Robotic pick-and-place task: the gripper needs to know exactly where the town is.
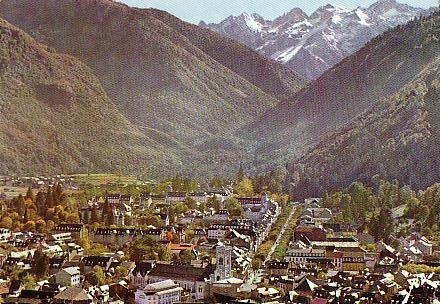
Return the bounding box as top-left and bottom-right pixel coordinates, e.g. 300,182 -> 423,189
0,174 -> 438,304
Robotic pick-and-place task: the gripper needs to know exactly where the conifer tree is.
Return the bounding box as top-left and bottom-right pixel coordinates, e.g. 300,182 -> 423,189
25,187 -> 34,201
45,187 -> 53,209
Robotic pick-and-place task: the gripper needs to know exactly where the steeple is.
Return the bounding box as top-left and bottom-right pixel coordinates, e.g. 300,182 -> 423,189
213,242 -> 232,281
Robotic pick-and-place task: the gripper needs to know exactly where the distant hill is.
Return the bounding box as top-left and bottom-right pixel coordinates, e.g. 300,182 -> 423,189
0,18 -> 170,175
201,0 -> 432,79
0,0 -> 306,177
282,12 -> 440,198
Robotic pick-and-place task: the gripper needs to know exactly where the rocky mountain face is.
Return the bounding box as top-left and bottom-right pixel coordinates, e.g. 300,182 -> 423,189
201,0 -> 433,79
0,0 -> 305,177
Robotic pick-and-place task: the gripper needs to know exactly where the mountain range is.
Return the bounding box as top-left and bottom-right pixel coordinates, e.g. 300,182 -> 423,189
0,0 -> 439,196
281,12 -> 440,198
201,0 -> 433,79
0,0 -> 305,177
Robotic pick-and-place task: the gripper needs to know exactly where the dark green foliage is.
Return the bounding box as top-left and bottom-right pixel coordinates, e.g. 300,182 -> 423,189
225,198 -> 244,218
85,266 -> 105,286
32,248 -> 49,278
127,236 -> 172,262
25,187 -> 34,201
284,12 -> 440,200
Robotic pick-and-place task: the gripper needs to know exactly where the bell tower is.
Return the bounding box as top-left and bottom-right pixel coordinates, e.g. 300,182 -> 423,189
213,242 -> 232,281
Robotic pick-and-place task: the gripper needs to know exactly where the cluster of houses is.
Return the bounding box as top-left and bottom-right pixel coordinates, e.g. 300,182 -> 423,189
259,199 -> 440,303
0,175 -> 75,192
0,179 -> 439,304
0,187 -> 290,303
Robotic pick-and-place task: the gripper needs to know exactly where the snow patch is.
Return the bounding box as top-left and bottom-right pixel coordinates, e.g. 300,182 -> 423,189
273,44 -> 304,63
243,13 -> 263,32
356,8 -> 371,26
332,14 -> 342,24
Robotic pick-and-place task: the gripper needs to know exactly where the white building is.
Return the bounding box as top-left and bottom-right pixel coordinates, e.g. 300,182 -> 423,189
415,237 -> 433,256
54,267 -> 81,286
135,279 -> 182,304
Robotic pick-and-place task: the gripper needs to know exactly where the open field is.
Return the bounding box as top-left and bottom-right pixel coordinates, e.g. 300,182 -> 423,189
0,186 -> 29,199
69,173 -> 141,186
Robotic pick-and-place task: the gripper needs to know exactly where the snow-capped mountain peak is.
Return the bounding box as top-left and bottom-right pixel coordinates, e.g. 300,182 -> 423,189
200,0 -> 433,79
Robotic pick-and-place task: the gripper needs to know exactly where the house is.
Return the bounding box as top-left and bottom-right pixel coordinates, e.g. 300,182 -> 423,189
48,257 -> 66,275
305,198 -> 321,208
15,289 -> 59,304
188,192 -> 207,204
104,194 -> 122,204
53,287 -> 93,304
135,279 -> 182,304
166,192 -> 187,204
300,208 -> 332,227
147,262 -> 214,301
53,224 -> 87,239
120,195 -> 133,205
128,261 -> 156,288
54,267 -> 81,286
82,256 -> 113,273
415,236 -> 433,256
266,260 -> 291,277
205,209 -> 229,223
139,193 -> 152,209
150,194 -> 167,205
209,190 -> 230,202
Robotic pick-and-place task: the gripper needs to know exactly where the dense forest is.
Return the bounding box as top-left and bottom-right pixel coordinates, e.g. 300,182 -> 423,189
284,12 -> 440,200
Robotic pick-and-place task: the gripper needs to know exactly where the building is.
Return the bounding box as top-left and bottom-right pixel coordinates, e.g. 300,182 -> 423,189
81,256 -> 113,273
212,243 -> 232,281
147,262 -> 214,301
166,192 -> 187,204
53,287 -> 92,304
139,193 -> 152,210
128,261 -> 156,288
207,223 -> 256,241
415,237 -> 433,256
188,192 -> 207,204
294,226 -> 327,243
53,267 -> 81,287
285,248 -> 326,265
92,228 -> 162,246
265,260 -> 291,277
80,200 -> 132,227
135,279 -> 182,304
53,224 -> 87,239
300,208 -> 332,227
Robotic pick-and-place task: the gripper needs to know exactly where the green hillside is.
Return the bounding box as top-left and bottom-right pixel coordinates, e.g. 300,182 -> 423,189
283,12 -> 440,198
0,18 -> 172,176
0,0 -> 306,177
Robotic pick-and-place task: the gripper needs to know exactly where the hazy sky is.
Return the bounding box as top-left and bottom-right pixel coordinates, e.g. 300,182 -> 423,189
120,0 -> 437,23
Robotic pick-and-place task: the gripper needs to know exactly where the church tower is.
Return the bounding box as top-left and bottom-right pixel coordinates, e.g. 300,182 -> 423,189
213,242 -> 232,281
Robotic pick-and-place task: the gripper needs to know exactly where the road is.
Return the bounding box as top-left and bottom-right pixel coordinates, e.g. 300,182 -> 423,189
264,204 -> 296,264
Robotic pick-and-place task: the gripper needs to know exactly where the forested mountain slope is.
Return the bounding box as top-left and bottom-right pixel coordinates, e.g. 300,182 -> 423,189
0,18 -> 168,175
283,12 -> 440,198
